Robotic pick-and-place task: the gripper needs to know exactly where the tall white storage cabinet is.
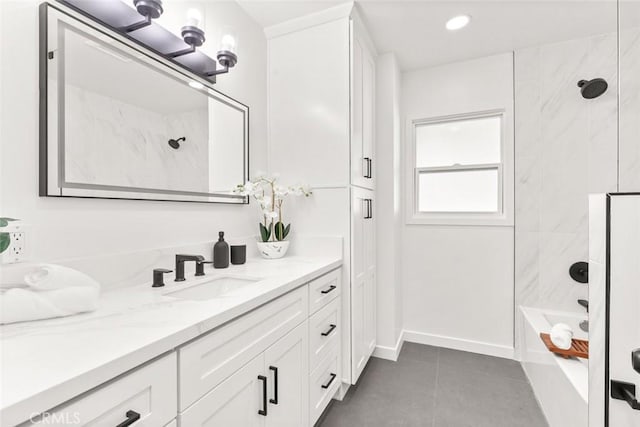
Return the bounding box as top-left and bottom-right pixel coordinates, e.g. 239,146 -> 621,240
267,4 -> 377,388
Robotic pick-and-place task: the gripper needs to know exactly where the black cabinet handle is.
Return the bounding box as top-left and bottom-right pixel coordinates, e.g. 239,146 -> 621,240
363,157 -> 372,179
269,366 -> 279,405
321,373 -> 337,389
364,199 -> 373,219
258,375 -> 268,416
115,410 -> 141,427
321,324 -> 337,337
320,285 -> 336,294
611,380 -> 640,410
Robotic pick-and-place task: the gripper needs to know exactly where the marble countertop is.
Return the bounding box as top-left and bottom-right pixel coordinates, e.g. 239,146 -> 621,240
0,255 -> 342,426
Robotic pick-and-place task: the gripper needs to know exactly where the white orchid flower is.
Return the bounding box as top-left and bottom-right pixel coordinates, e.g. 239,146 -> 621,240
274,185 -> 289,197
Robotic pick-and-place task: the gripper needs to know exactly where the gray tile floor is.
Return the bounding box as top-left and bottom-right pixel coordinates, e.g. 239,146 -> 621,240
317,343 -> 548,427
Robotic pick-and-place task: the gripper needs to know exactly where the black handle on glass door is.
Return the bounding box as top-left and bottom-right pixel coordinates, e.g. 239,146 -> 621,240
115,410 -> 141,427
258,375 -> 268,415
611,380 -> 640,410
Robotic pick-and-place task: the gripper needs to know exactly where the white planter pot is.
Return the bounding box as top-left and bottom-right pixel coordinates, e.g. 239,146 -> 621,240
256,241 -> 290,259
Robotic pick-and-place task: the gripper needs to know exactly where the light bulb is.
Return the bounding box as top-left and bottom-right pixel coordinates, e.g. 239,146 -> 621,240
220,34 -> 237,53
185,8 -> 202,28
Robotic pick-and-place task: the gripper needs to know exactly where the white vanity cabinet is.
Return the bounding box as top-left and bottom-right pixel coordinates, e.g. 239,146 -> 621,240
178,268 -> 342,427
17,268 -> 342,427
179,322 -> 309,427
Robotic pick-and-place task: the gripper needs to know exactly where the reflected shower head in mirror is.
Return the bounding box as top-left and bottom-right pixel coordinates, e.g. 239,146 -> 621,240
577,78 -> 608,99
168,137 -> 185,149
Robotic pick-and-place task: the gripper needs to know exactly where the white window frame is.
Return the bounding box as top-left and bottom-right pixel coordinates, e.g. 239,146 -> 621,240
406,109 -> 514,226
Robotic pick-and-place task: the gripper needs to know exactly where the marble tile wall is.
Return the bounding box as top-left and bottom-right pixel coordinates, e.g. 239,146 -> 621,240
65,84 -> 210,193
619,27 -> 640,191
514,32 -> 619,319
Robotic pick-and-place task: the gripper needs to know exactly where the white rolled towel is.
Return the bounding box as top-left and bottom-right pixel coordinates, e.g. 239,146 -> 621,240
0,264 -> 101,325
550,323 -> 574,350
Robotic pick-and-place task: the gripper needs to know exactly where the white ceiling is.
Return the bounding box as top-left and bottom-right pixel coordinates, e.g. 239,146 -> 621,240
237,0 -> 621,70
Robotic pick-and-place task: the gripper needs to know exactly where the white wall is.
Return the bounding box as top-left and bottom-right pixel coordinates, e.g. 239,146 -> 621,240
374,53 -> 403,356
0,0 -> 267,263
400,53 -> 515,357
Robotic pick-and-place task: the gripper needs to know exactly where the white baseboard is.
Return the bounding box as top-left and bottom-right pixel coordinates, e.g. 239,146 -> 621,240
402,330 -> 515,360
372,330 -> 405,361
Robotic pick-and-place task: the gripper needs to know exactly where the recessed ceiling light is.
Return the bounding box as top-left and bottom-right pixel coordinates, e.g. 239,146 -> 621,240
446,15 -> 471,31
189,81 -> 205,90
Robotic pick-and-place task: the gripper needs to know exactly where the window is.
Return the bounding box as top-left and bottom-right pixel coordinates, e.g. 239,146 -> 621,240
409,112 -> 510,225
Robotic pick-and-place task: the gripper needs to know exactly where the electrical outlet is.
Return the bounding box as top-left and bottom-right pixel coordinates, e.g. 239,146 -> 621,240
10,232 -> 25,259
0,229 -> 26,264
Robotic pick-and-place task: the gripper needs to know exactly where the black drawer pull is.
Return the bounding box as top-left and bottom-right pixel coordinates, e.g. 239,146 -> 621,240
321,373 -> 337,389
321,324 -> 337,337
116,410 -> 141,427
320,285 -> 336,294
269,366 -> 279,405
258,375 -> 268,416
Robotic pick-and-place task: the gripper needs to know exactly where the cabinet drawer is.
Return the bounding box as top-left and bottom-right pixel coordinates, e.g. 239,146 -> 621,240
26,353 -> 177,426
179,286 -> 308,410
309,348 -> 341,426
309,297 -> 340,370
308,269 -> 341,314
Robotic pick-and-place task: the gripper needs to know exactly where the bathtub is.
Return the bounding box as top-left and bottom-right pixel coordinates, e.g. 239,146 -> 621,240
520,307 -> 588,427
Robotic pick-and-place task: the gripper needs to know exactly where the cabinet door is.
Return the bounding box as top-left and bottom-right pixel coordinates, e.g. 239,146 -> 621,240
350,27 -> 375,190
269,18 -> 350,187
351,187 -> 374,383
361,40 -> 376,190
363,195 -> 377,357
351,32 -> 365,188
264,322 -> 309,427
179,355 -> 265,427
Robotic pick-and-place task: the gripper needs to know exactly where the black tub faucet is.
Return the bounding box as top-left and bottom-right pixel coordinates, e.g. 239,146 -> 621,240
578,299 -> 589,313
175,254 -> 205,281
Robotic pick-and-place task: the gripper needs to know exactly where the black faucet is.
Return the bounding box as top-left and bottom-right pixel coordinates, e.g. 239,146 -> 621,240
175,254 -> 205,281
152,268 -> 172,287
578,299 -> 589,313
195,259 -> 214,276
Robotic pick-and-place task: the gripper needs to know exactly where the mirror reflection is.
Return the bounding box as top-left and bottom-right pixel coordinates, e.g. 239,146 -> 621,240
43,8 -> 248,203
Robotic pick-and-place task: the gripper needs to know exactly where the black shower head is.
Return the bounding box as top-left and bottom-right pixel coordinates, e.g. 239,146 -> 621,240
168,137 -> 185,149
577,78 -> 608,99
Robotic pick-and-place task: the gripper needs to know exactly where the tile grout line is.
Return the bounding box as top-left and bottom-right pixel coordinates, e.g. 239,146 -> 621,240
431,347 -> 440,427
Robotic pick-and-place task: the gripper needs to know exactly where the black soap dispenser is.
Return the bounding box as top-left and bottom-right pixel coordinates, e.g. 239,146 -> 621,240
213,231 -> 229,269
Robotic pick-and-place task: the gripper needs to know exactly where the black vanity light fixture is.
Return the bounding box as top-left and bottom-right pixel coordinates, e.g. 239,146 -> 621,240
125,1 -> 238,77
61,0 -> 238,82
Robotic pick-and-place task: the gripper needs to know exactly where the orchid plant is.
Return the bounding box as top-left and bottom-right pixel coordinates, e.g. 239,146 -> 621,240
235,175 -> 312,242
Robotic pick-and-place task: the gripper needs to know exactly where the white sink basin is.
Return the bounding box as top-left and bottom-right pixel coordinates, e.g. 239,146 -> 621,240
165,277 -> 260,301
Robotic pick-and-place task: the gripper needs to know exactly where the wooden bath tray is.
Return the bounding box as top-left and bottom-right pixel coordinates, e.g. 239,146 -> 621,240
540,333 -> 589,359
